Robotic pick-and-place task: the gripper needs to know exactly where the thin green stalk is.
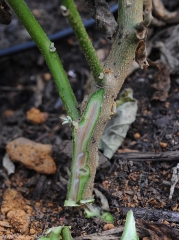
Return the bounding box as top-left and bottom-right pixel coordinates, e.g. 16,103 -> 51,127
38,226 -> 72,240
7,0 -> 80,120
121,210 -> 139,240
62,226 -> 72,240
61,0 -> 104,85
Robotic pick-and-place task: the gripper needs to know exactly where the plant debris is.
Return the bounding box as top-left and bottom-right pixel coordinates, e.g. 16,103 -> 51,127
85,0 -> 117,39
99,89 -> 137,159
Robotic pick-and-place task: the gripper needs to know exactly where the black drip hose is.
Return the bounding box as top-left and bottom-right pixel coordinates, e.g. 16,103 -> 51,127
0,4 -> 118,58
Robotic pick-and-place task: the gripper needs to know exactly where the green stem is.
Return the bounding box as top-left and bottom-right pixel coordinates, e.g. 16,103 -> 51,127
121,210 -> 139,240
65,89 -> 104,205
7,0 -> 80,120
62,226 -> 72,240
62,0 -> 104,85
77,0 -> 144,201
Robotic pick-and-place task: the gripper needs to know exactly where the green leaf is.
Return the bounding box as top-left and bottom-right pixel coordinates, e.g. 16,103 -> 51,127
121,210 -> 139,240
116,88 -> 136,107
38,226 -> 72,240
99,88 -> 138,159
84,204 -> 114,222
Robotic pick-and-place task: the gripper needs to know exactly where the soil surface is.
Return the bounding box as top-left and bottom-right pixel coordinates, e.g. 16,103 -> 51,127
0,0 -> 179,239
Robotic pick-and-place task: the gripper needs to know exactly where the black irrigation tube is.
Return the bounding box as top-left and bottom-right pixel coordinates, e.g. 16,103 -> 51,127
0,4 -> 118,58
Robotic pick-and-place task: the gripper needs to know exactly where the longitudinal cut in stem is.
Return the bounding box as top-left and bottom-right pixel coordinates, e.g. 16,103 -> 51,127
61,0 -> 104,85
7,0 -> 80,121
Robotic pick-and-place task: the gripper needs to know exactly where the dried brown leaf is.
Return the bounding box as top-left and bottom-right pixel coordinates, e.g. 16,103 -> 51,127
74,227 -> 124,240
135,22 -> 147,40
135,40 -> 149,69
153,0 -> 179,24
93,188 -> 110,211
137,220 -> 179,240
147,59 -> 160,69
85,0 -> 117,39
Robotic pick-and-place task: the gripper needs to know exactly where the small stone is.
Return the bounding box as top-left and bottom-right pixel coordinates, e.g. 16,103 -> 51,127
3,110 -> 14,118
42,207 -> 46,213
134,133 -> 141,140
32,9 -> 41,18
103,223 -> 114,231
160,142 -> 167,148
6,137 -> 56,174
47,202 -> 53,207
29,228 -> 36,235
58,206 -> 63,212
26,107 -> 48,124
162,220 -> 169,225
43,73 -> 51,81
165,102 -> 170,108
35,202 -> 41,207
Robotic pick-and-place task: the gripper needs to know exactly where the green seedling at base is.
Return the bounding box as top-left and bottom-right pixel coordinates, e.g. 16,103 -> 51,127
38,226 -> 72,240
121,210 -> 139,240
84,203 -> 114,222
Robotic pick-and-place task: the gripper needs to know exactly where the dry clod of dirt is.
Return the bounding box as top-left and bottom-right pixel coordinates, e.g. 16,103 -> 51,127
0,220 -> 12,227
1,189 -> 32,235
6,137 -> 56,174
160,142 -> 168,148
134,133 -> 141,140
103,223 -> 115,230
43,72 -> 52,81
26,107 -> 49,124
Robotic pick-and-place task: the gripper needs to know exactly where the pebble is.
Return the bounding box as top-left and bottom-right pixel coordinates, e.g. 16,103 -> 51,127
6,137 -> 56,174
26,108 -> 48,124
43,73 -> 52,81
134,133 -> 141,140
103,223 -> 114,231
160,142 -> 167,148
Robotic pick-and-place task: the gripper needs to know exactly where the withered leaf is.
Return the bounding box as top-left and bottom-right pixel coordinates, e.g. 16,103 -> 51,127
85,0 -> 117,39
137,219 -> 179,240
0,0 -> 12,25
135,40 -> 149,69
153,0 -> 179,24
99,89 -> 137,159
